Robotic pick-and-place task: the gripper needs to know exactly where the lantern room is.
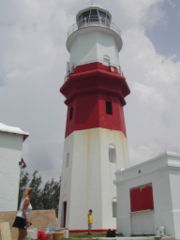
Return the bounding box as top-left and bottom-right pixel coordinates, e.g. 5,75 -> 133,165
76,5 -> 112,28
66,4 -> 122,72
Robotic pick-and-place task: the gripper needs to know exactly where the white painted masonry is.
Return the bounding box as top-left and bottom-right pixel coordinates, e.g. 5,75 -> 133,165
59,128 -> 128,230
115,152 -> 180,239
0,123 -> 28,211
59,5 -> 129,231
67,27 -> 122,69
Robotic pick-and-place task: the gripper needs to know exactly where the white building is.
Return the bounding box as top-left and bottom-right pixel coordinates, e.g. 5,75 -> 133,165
59,4 -> 130,231
115,152 -> 180,239
0,122 -> 29,211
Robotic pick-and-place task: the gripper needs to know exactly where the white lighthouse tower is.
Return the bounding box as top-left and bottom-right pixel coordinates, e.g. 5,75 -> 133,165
59,4 -> 130,231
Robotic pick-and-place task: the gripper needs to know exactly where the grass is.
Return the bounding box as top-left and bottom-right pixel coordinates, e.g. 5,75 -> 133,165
69,231 -> 106,238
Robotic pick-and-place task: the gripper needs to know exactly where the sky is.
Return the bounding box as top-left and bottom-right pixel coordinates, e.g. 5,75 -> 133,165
0,0 -> 180,182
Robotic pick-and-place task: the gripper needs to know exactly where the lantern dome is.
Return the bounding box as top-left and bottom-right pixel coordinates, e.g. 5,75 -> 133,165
76,5 -> 112,28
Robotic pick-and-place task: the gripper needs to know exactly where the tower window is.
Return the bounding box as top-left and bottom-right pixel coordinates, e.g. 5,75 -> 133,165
112,200 -> 117,218
62,201 -> 67,227
69,107 -> 73,120
106,101 -> 113,115
109,144 -> 116,163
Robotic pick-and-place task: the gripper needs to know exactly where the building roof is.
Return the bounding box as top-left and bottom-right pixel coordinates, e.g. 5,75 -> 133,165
115,151 -> 180,184
0,122 -> 29,141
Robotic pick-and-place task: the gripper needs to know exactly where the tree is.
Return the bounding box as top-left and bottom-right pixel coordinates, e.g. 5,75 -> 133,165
41,178 -> 61,215
29,170 -> 43,210
18,171 -> 30,207
18,170 -> 61,216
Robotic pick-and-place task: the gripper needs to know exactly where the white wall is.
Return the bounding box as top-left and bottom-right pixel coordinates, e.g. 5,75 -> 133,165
115,152 -> 180,238
131,211 -> 154,236
59,128 -> 128,230
67,27 -> 121,69
0,132 -> 24,211
169,169 -> 180,238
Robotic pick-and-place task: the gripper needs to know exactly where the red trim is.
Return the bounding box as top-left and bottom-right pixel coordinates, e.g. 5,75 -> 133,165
74,62 -> 119,74
61,62 -> 130,104
69,229 -> 113,233
60,62 -> 130,137
65,94 -> 127,137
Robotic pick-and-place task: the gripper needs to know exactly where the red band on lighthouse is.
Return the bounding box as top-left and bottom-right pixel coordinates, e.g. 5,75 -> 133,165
60,62 -> 130,137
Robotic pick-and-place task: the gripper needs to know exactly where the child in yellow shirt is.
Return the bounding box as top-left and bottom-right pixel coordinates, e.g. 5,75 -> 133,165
87,209 -> 93,234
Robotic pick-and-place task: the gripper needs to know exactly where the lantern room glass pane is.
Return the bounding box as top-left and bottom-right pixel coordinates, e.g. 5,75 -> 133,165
77,8 -> 111,27
90,9 -> 97,16
82,11 -> 90,18
90,9 -> 98,22
99,11 -> 106,18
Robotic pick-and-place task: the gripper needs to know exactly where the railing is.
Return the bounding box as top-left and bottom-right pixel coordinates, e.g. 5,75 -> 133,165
64,60 -> 124,82
67,17 -> 121,37
78,17 -> 111,27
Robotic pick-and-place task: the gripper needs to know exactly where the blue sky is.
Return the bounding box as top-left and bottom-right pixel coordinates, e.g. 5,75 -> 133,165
0,0 -> 180,181
147,0 -> 180,58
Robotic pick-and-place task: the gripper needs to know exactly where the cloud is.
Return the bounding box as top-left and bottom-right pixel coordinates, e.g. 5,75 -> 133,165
111,0 -> 165,30
133,82 -> 166,112
128,143 -> 166,165
0,0 -> 180,180
114,0 -> 180,164
0,71 -> 5,86
0,0 -> 72,181
167,0 -> 177,8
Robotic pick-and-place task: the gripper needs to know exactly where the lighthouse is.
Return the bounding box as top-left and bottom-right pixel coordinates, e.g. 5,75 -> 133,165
59,4 -> 130,231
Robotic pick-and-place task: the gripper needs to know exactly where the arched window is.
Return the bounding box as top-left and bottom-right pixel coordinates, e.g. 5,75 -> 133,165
112,198 -> 117,217
109,144 -> 116,163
